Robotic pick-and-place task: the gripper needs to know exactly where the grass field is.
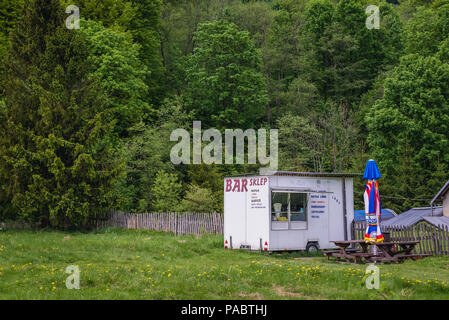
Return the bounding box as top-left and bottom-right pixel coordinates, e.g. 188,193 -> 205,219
1,228 -> 449,299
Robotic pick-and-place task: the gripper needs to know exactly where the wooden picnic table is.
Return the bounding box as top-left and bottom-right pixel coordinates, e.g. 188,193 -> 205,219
372,241 -> 424,262
324,240 -> 429,264
325,240 -> 371,263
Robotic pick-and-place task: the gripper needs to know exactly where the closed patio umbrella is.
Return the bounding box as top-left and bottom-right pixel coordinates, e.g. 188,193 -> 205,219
363,159 -> 384,243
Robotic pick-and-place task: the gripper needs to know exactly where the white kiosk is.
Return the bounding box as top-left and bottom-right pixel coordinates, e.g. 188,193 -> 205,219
223,171 -> 358,252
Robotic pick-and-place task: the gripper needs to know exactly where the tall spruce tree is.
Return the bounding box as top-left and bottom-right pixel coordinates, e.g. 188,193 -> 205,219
0,0 -> 24,86
0,0 -> 122,227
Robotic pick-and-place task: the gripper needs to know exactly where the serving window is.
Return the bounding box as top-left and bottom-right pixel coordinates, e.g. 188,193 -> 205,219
271,191 -> 308,230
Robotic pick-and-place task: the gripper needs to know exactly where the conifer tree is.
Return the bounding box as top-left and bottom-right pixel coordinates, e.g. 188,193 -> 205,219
0,0 -> 122,227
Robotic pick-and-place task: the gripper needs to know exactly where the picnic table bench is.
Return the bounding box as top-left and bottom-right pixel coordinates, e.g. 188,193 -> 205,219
324,240 -> 430,264
323,240 -> 371,263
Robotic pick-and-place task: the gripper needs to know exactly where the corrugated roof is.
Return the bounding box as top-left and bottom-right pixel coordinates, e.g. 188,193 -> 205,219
382,206 -> 443,227
225,171 -> 362,178
271,171 -> 361,178
422,216 -> 449,229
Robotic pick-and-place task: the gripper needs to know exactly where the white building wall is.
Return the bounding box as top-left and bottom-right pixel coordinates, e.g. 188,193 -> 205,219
223,179 -> 247,248
443,192 -> 449,217
223,176 -> 270,250
327,178 -> 344,247
345,178 -> 355,240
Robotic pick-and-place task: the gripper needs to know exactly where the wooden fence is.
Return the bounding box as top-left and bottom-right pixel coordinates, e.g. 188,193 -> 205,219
352,221 -> 449,256
95,211 -> 224,236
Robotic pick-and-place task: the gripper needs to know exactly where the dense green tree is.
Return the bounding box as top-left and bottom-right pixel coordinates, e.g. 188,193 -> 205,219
61,0 -> 164,105
118,96 -> 191,212
179,184 -> 217,213
129,0 -> 165,103
366,54 -> 449,211
405,4 -> 449,56
185,19 -> 268,129
277,113 -> 324,171
438,37 -> 449,62
0,0 -> 23,47
277,101 -> 358,173
0,0 -> 24,92
319,101 -> 359,172
0,32 -> 7,76
304,0 -> 404,105
186,164 -> 223,212
0,0 -> 122,227
59,0 -> 136,29
222,1 -> 275,122
160,0 -> 234,96
78,19 -> 151,137
264,0 -> 306,122
378,3 -> 405,66
150,169 -> 182,212
0,0 -> 23,32
0,97 -> 7,216
304,0 -> 333,39
224,1 -> 273,48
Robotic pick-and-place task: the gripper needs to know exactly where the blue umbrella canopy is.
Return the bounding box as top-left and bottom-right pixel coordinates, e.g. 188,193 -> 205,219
363,159 -> 381,180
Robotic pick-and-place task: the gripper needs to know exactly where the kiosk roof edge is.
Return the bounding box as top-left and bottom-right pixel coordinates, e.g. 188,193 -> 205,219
224,171 -> 362,178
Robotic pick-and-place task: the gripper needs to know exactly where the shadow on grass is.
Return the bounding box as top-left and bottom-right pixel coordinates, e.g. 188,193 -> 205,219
262,250 -> 324,259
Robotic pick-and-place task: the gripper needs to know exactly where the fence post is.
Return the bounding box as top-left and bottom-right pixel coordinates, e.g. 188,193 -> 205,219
445,225 -> 449,255
431,224 -> 437,255
350,220 -> 355,242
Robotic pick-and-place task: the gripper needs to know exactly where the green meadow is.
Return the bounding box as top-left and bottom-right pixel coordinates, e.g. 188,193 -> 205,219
1,228 -> 448,300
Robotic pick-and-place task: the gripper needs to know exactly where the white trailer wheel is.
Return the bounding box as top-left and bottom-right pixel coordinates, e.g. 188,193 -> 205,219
306,242 -> 320,253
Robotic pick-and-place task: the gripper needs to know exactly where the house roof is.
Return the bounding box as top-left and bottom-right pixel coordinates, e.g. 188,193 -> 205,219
354,209 -> 397,222
382,206 -> 443,227
431,179 -> 449,205
422,216 -> 449,229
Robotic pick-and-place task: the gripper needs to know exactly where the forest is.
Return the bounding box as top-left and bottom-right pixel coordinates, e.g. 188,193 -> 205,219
0,0 -> 448,228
